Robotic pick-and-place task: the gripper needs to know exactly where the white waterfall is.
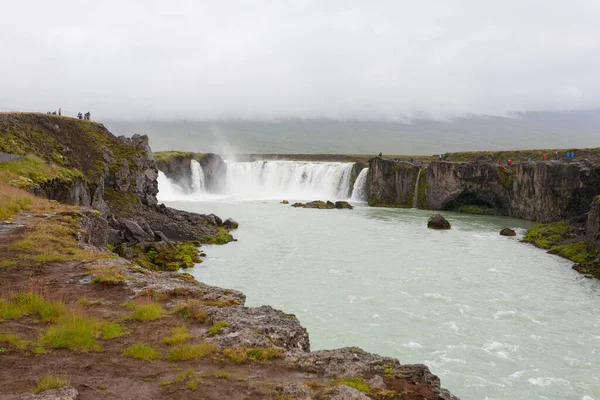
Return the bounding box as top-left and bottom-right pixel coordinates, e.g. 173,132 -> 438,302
351,168 -> 369,201
412,169 -> 422,208
224,161 -> 354,200
190,159 -> 206,194
158,160 -> 358,201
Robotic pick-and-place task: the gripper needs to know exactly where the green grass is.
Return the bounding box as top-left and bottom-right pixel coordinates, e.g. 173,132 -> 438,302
223,347 -> 284,363
215,371 -> 231,379
0,291 -> 66,322
126,302 -> 166,321
153,151 -> 204,164
35,376 -> 69,393
167,343 -> 217,361
332,377 -> 371,394
90,265 -> 127,285
123,343 -> 161,361
0,156 -> 83,190
0,183 -> 32,220
208,321 -> 230,336
43,315 -> 125,352
0,332 -> 31,350
162,325 -> 192,345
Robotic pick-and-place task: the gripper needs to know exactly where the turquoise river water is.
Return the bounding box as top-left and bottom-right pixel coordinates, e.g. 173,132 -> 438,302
162,199 -> 600,400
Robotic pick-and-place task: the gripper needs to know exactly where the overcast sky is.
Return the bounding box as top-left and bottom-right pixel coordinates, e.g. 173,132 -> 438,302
1,1 -> 599,120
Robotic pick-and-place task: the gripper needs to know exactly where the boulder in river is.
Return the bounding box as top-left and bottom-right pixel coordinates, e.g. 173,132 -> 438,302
223,218 -> 239,229
335,201 -> 353,209
500,228 -> 516,236
427,214 -> 451,230
281,200 -> 289,204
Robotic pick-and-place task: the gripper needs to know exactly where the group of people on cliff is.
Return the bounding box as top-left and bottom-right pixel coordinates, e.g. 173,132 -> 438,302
77,112 -> 91,120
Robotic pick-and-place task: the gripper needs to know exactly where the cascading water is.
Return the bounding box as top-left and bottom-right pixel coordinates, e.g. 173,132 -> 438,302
224,161 -> 354,200
412,169 -> 422,208
190,159 -> 206,194
157,160 -> 358,201
350,168 -> 369,201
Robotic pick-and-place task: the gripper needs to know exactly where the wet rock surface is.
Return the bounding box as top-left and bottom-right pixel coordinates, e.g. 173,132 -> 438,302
19,387 -> 78,400
291,200 -> 353,209
500,228 -> 516,236
428,214 -> 451,230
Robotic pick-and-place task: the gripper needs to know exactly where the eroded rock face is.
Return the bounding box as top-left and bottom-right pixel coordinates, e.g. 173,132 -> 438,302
586,196 -> 600,251
428,214 -> 451,230
273,382 -> 312,400
366,158 -> 421,207
207,305 -> 310,352
369,159 -> 600,223
199,153 -> 227,192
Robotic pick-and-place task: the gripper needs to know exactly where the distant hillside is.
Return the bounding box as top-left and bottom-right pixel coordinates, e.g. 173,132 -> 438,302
104,109 -> 600,155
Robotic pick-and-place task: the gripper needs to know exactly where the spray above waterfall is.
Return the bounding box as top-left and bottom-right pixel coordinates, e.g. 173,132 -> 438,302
158,160 -> 369,201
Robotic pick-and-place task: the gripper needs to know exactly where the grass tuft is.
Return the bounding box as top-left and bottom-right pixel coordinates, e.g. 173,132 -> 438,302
223,347 -> 284,364
123,343 -> 161,361
208,321 -> 230,336
332,377 -> 371,394
167,342 -> 217,361
35,376 -> 69,393
162,325 -> 192,345
125,300 -> 166,322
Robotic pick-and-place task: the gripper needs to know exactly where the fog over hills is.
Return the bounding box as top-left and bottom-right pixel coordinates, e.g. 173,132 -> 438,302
105,109 -> 600,155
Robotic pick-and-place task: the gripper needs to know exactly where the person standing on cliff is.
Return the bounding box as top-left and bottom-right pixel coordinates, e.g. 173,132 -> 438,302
543,153 -> 547,161
508,159 -> 513,165
555,151 -> 559,160
58,108 -> 61,116
378,152 -> 382,157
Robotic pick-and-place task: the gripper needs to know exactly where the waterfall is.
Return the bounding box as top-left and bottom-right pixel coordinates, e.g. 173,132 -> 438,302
190,159 -> 206,194
412,169 -> 422,208
158,160 -> 357,201
224,161 -> 354,200
351,168 -> 369,201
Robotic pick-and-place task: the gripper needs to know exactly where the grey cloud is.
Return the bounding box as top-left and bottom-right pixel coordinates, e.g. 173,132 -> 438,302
1,0 -> 599,120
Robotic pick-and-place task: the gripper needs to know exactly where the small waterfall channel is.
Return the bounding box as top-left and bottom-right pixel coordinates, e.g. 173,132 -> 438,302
412,169 -> 422,208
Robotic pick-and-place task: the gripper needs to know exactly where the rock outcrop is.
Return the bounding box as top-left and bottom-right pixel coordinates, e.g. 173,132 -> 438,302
291,200 -> 353,209
586,196 -> 600,251
366,157 -> 600,223
154,151 -> 227,193
366,157 -> 422,207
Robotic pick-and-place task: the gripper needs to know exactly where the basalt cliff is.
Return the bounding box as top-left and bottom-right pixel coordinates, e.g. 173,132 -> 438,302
0,113 -> 457,400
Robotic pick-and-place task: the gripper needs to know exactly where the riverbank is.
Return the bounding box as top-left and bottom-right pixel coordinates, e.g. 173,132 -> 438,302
0,113 -> 457,399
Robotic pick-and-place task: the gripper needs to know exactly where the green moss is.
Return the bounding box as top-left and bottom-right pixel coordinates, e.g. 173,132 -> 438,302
549,242 -> 596,264
497,165 -> 515,190
43,315 -> 124,352
523,220 -> 570,249
202,228 -> 232,245
332,377 -> 371,394
153,151 -> 205,164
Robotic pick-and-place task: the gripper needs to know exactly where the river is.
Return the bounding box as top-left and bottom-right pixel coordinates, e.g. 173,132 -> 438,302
158,161 -> 600,400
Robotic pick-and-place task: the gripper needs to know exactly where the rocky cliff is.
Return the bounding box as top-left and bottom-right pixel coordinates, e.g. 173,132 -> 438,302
367,157 -> 600,223
154,151 -> 227,193
366,157 -> 422,207
0,113 -> 235,252
586,196 -> 600,250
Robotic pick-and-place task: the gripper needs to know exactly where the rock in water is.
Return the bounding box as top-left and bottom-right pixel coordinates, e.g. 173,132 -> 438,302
335,201 -> 353,209
223,218 -> 239,229
281,200 -> 289,204
428,214 -> 451,229
500,228 -> 516,236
